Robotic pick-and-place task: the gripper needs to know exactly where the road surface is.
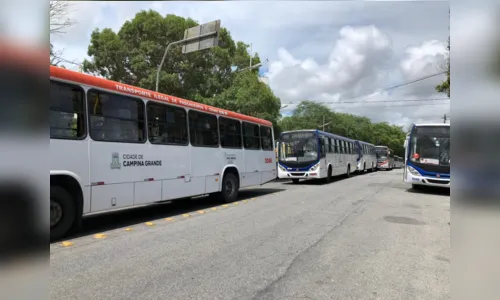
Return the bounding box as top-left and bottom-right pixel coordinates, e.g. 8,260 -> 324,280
51,169 -> 450,300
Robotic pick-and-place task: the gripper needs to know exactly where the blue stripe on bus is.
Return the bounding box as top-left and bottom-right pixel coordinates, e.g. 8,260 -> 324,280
407,161 -> 450,178
278,161 -> 318,172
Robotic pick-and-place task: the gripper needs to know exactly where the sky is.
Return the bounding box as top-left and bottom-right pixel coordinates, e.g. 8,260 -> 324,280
50,1 -> 450,128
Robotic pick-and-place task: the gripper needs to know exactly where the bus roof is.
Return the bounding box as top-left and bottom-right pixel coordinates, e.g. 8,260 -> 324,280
280,129 -> 355,142
50,65 -> 272,127
413,123 -> 450,127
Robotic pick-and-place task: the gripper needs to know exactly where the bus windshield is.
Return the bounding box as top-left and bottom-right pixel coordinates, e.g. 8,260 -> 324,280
279,132 -> 318,164
410,126 -> 450,166
375,148 -> 388,161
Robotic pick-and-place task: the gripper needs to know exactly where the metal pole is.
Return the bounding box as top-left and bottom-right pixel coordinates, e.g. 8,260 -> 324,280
156,31 -> 218,92
249,43 -> 252,67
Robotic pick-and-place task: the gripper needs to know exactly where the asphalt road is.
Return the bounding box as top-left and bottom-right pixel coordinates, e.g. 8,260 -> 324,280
50,169 -> 450,300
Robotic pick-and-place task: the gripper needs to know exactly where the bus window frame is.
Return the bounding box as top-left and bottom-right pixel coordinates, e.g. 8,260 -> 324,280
87,88 -> 147,144
50,80 -> 87,141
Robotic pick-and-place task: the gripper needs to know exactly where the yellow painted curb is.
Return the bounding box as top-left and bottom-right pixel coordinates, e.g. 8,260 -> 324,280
61,241 -> 73,247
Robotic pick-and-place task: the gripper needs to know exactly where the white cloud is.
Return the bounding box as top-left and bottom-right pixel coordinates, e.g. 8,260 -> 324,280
266,25 -> 392,104
50,1 -> 450,127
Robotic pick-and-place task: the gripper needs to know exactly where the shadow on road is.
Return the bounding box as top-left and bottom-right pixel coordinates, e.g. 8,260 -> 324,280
280,170 -> 372,186
406,186 -> 450,197
57,187 -> 285,242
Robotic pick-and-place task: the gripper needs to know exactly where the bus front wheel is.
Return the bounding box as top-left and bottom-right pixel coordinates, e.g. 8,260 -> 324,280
51,185 -> 76,241
292,179 -> 300,184
325,167 -> 332,183
221,173 -> 239,203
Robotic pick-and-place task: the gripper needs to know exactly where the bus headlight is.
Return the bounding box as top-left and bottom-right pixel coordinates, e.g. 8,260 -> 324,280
309,163 -> 319,171
408,165 -> 420,176
278,164 -> 286,172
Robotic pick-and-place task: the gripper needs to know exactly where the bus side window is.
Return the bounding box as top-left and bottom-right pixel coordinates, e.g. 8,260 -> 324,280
327,137 -> 332,153
219,117 -> 242,149
88,89 -> 145,143
334,139 -> 338,153
147,102 -> 188,145
188,110 -> 219,147
260,126 -> 273,150
50,80 -> 86,139
320,137 -> 326,158
243,122 -> 261,150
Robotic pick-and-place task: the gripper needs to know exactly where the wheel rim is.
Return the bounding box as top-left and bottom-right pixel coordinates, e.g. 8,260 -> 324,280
225,179 -> 234,196
50,199 -> 63,228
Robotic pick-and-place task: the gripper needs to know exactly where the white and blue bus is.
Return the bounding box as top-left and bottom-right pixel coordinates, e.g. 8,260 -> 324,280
277,130 -> 361,183
403,123 -> 450,189
355,140 -> 377,173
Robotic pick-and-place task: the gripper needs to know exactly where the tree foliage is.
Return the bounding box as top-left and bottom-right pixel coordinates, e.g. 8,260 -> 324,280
435,36 -> 450,97
279,101 -> 407,156
435,10 -> 450,97
83,9 -> 279,126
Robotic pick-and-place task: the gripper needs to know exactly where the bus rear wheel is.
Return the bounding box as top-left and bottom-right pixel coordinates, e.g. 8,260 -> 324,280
220,173 -> 239,203
50,185 -> 76,241
346,165 -> 351,178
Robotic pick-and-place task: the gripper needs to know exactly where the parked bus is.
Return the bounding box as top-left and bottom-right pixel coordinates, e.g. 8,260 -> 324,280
355,140 -> 377,173
403,123 -> 450,189
393,156 -> 403,168
50,66 -> 276,240
277,130 -> 359,183
375,145 -> 394,170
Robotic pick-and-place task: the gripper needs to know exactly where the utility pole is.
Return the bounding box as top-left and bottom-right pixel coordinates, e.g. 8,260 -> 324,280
249,43 -> 253,67
318,115 -> 331,131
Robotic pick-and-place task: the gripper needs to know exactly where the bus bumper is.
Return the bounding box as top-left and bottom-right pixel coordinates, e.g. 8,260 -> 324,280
277,168 -> 320,180
404,170 -> 450,188
377,162 -> 390,169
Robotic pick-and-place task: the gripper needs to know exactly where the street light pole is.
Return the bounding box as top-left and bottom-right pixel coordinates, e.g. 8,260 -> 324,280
156,31 -> 218,92
155,19 -> 221,92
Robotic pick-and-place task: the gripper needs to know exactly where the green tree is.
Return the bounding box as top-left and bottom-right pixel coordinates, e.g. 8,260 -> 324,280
435,36 -> 450,97
435,9 -> 450,97
82,10 -> 280,125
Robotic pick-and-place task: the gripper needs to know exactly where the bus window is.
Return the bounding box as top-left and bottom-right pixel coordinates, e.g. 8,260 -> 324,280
260,126 -> 273,150
88,90 -> 145,143
333,139 -> 338,153
243,122 -> 261,150
50,81 -> 86,139
219,117 -> 242,149
188,110 -> 219,147
147,102 -> 188,145
327,137 -> 332,153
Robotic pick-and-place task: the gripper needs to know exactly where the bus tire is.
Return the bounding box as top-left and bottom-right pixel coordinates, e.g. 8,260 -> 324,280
292,179 -> 300,184
363,162 -> 366,173
346,165 -> 351,178
325,166 -> 332,183
51,185 -> 76,241
412,184 -> 421,190
220,173 -> 239,203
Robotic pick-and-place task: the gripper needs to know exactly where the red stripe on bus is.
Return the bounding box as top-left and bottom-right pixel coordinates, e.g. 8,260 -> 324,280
50,66 -> 273,127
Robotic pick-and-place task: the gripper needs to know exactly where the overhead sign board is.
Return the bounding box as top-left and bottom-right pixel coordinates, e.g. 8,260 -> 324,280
182,19 -> 221,54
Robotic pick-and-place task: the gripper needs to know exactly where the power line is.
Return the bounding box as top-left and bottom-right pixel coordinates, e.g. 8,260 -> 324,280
334,103 -> 449,108
280,71 -> 448,107
283,97 -> 449,106
340,71 -> 447,102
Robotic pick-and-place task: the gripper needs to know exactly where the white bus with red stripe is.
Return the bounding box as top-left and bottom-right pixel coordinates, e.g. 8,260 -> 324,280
50,66 -> 276,240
